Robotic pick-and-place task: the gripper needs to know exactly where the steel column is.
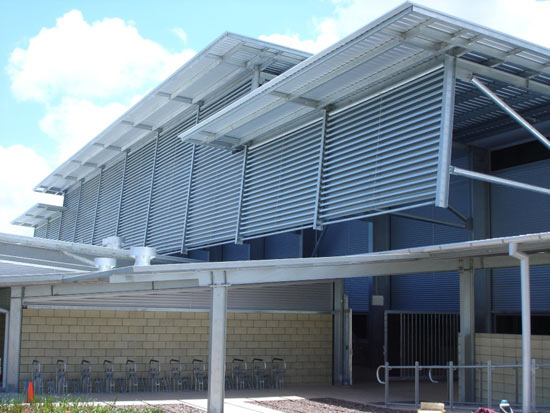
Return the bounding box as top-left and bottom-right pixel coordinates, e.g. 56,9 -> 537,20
470,77 -> 550,150
435,55 -> 456,208
207,271 -> 228,413
509,243 -> 532,413
333,279 -> 345,384
6,287 -> 22,392
459,266 -> 475,402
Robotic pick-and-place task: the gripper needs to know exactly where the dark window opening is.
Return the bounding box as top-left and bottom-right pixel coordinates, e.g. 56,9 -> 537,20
491,140 -> 550,171
494,314 -> 550,335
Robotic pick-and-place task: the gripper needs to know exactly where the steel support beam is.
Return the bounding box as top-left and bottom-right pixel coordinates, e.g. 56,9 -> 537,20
470,77 -> 550,150
509,244 -> 532,413
459,266 -> 475,402
333,279 -> 345,385
6,287 -> 22,392
207,271 -> 228,413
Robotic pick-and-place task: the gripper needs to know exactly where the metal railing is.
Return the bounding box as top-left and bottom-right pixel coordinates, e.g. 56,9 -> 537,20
376,360 -> 550,411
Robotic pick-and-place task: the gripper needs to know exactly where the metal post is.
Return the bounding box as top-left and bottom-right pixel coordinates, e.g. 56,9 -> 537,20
384,362 -> 390,407
234,146 -> 248,244
333,279 -> 345,385
251,65 -> 261,90
415,361 -> 420,408
487,360 -> 492,409
531,358 -> 536,411
509,243 -> 532,413
208,271 -> 228,413
470,77 -> 550,150
459,266 -> 475,401
448,361 -> 454,412
6,287 -> 23,392
435,55 -> 456,208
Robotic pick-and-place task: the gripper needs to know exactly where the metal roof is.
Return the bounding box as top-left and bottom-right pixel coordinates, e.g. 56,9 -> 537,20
11,203 -> 65,228
35,33 -> 311,195
179,2 -> 550,150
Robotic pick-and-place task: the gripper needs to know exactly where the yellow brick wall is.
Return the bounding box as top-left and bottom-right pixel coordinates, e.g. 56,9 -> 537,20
474,333 -> 550,406
19,309 -> 332,390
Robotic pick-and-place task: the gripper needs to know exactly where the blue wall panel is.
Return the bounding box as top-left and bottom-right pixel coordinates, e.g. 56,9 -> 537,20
264,233 -> 300,259
222,243 -> 250,261
491,160 -> 550,313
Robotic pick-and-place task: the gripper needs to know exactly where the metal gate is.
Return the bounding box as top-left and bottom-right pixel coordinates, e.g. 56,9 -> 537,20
385,311 -> 459,378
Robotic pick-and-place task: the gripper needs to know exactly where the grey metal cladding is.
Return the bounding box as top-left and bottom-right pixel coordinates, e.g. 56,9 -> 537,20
184,145 -> 244,248
74,173 -> 100,244
59,186 -> 81,242
146,117 -> 196,254
319,68 -> 445,222
92,159 -> 125,245
117,139 -> 156,247
198,79 -> 252,122
239,120 -> 323,239
47,216 -> 61,240
34,223 -> 47,238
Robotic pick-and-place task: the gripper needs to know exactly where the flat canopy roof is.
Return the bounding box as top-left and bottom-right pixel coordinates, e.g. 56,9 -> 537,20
35,33 -> 310,195
179,2 -> 550,150
11,203 -> 65,228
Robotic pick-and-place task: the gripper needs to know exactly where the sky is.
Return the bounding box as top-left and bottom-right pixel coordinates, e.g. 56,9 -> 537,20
0,0 -> 549,236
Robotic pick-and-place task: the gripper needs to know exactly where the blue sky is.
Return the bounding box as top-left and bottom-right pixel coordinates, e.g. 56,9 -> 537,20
1,0 -> 549,235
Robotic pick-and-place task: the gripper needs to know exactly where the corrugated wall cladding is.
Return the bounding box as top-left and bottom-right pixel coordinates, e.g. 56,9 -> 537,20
92,159 -> 125,245
46,216 -> 61,240
239,121 -> 323,239
34,223 -> 47,238
184,146 -> 243,248
117,139 -> 156,247
74,173 -> 100,244
491,160 -> 550,313
146,123 -> 195,254
198,79 -> 252,122
59,186 -> 81,242
319,69 -> 444,223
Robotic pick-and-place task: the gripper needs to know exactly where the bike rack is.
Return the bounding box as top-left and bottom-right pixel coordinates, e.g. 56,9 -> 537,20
271,358 -> 286,389
55,359 -> 68,394
252,358 -> 269,390
149,359 -> 161,392
231,358 -> 250,390
192,359 -> 207,392
31,360 -> 43,394
125,359 -> 139,392
170,359 -> 188,391
80,360 -> 92,393
103,360 -> 115,393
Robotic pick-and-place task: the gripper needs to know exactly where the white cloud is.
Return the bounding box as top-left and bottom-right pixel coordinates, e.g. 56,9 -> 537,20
172,27 -> 188,43
0,145 -> 62,236
7,10 -> 196,103
261,0 -> 550,54
39,97 -> 130,162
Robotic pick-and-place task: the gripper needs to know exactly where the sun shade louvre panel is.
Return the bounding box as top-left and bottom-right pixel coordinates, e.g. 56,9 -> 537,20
92,159 -> 125,245
239,121 -> 323,239
146,116 -> 196,254
34,223 -> 47,238
74,174 -> 100,244
47,216 -> 61,240
59,186 -> 81,242
319,68 -> 445,222
117,139 -> 156,248
198,78 -> 252,122
184,146 -> 244,249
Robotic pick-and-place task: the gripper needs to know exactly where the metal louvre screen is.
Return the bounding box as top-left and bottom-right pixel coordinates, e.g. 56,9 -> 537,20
198,79 -> 252,122
118,139 -> 156,247
92,159 -> 125,245
74,174 -> 100,244
319,69 -> 445,223
184,146 -> 243,249
34,223 -> 47,238
59,186 -> 81,242
47,216 -> 61,240
146,119 -> 195,254
239,121 -> 323,239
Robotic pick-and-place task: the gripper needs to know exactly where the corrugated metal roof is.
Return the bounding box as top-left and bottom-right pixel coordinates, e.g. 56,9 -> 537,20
35,33 -> 310,195
179,2 -> 550,150
11,203 -> 65,228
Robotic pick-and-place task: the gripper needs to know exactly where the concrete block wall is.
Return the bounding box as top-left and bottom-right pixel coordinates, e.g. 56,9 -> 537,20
474,333 -> 550,406
19,309 -> 332,391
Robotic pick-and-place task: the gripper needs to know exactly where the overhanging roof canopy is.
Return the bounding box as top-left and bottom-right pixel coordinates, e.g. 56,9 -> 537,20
35,33 -> 310,195
179,2 -> 550,150
11,203 -> 65,228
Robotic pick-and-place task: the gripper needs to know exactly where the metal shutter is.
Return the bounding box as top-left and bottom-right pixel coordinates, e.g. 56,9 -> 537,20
59,186 -> 81,242
239,121 -> 323,239
146,118 -> 195,254
34,223 -> 47,238
118,139 -> 156,248
491,160 -> 550,313
46,216 -> 61,240
74,173 -> 100,244
184,146 -> 243,249
319,69 -> 445,223
198,79 -> 252,121
93,158 -> 125,245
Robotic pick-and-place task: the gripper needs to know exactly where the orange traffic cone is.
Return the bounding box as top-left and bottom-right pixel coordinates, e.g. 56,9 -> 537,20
25,381 -> 34,403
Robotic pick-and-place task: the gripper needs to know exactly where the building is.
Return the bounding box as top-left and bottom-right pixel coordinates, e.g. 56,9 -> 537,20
2,3 -> 550,412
